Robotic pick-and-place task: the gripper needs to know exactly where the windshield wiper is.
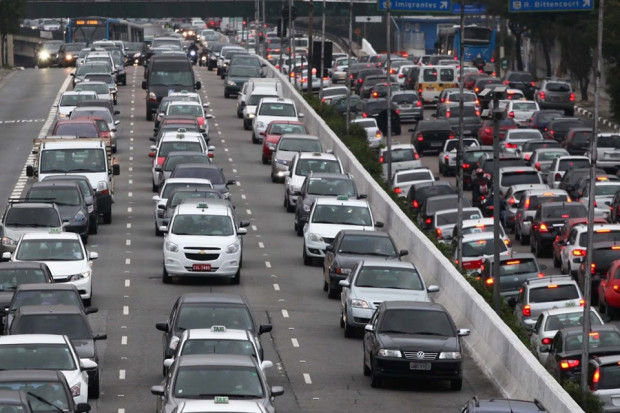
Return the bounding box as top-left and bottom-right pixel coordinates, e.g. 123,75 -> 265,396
27,392 -> 63,413
379,329 -> 410,334
410,331 -> 447,336
66,168 -> 97,172
42,169 -> 68,173
361,252 -> 393,257
197,394 -> 260,399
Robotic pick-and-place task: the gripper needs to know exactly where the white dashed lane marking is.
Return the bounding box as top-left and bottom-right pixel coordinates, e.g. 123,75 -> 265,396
282,309 -> 289,318
291,338 -> 299,347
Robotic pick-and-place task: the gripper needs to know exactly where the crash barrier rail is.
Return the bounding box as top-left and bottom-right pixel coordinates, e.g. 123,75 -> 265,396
260,57 -> 584,413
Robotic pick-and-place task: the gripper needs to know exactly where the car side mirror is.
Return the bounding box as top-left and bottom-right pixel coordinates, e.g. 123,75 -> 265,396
155,322 -> 169,332
458,328 -> 471,337
399,249 -> 408,257
525,216 -> 534,222
374,221 -> 384,228
163,358 -> 174,368
89,251 -> 98,260
141,80 -> 147,90
195,81 -> 202,90
260,360 -> 274,371
80,359 -> 98,371
339,280 -> 350,288
259,324 -> 273,335
151,386 -> 164,396
298,113 -> 304,118
93,334 -> 107,341
85,306 -> 98,315
155,165 -> 162,172
2,252 -> 12,260
557,240 -> 566,246
26,165 -> 35,177
157,204 -> 166,211
75,403 -> 91,413
112,164 -> 120,176
427,285 -> 440,293
114,120 -> 121,126
114,110 -> 120,115
238,228 -> 247,235
159,226 -> 168,233
203,102 -> 210,108
271,386 -> 284,397
259,131 -> 266,136
364,324 -> 374,332
325,245 -> 334,252
226,179 -> 236,186
540,264 -> 547,271
357,194 -> 367,199
539,345 -> 551,353
240,220 -> 250,227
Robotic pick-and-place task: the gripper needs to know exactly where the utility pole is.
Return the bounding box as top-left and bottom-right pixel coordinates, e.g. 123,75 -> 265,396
288,0 -> 293,86
319,0 -> 326,94
345,0 -> 352,134
491,86 -> 506,313
456,0 -> 465,269
255,0 -> 260,54
308,0 -> 314,93
386,0 -> 393,185
581,0 -> 604,396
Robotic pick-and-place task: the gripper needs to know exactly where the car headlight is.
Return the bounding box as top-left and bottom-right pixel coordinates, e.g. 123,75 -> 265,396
39,51 -> 50,60
165,241 -> 179,252
225,241 -> 240,254
439,352 -> 462,360
58,112 -> 69,118
248,113 -> 255,119
275,159 -> 289,166
65,54 -> 73,60
350,299 -> 370,309
148,92 -> 157,100
256,121 -> 265,129
71,211 -> 87,223
303,204 -> 311,212
308,233 -> 324,243
266,142 -> 276,150
70,384 -> 80,397
97,181 -> 109,193
69,271 -> 91,281
87,205 -> 94,214
2,236 -> 17,247
377,349 -> 402,358
133,52 -> 141,58
226,80 -> 236,86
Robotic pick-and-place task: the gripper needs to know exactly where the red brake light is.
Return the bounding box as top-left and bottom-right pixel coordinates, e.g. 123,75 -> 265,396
580,299 -> 585,306
593,367 -> 600,385
534,162 -> 541,171
569,93 -> 575,102
531,81 -> 536,87
508,111 -> 515,118
542,338 -> 552,345
523,305 -> 531,317
560,359 -> 580,369
506,142 -> 518,149
379,156 -> 384,163
417,133 -> 424,142
425,218 -> 431,225
394,109 -> 400,115
463,163 -> 470,169
393,187 -> 402,194
591,263 -> 597,274
538,223 -> 549,232
485,278 -> 494,286
412,200 -> 419,209
362,112 -> 368,118
414,153 -> 419,160
539,91 -> 546,100
555,173 -> 562,181
436,228 -> 443,239
398,74 -> 404,78
416,100 -> 422,107
506,260 -> 521,265
572,249 -> 586,256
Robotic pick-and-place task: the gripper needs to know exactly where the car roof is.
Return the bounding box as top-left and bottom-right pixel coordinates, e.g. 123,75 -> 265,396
542,306 -> 599,317
561,324 -> 620,337
358,259 -> 415,269
178,400 -> 266,413
7,202 -> 57,209
523,275 -> 575,287
507,184 -> 549,193
163,178 -> 213,186
259,97 -> 294,105
592,354 -> 620,366
186,328 -> 251,341
0,334 -> 67,345
20,232 -> 80,241
338,229 -> 390,237
469,398 -> 548,413
461,232 -> 496,242
382,300 -> 445,312
179,293 -> 247,305
387,144 -> 417,151
30,181 -> 80,190
177,354 -> 258,368
499,166 -> 538,173
297,152 -> 338,160
15,305 -> 85,316
176,200 -> 231,216
314,197 -> 368,207
523,189 -> 568,197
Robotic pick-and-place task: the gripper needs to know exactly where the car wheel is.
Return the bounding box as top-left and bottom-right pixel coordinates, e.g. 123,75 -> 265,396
323,280 -> 329,292
122,79 -> 127,86
327,282 -> 339,299
599,300 -> 606,314
251,133 -> 259,144
88,370 -> 100,399
521,230 -> 530,246
103,210 -> 112,224
155,223 -> 162,237
224,91 -> 230,98
231,268 -> 240,285
162,266 -> 171,284
343,316 -> 355,338
340,310 -> 345,328
82,234 -> 88,245
553,252 -> 561,268
370,360 -> 382,388
89,217 -> 98,235
83,296 -> 92,307
243,121 -> 250,131
296,219 -> 304,237
208,66 -> 212,71
286,198 -> 294,213
146,110 -> 153,121
152,181 -> 159,192
271,172 -> 277,183
303,246 -> 312,266
261,154 -> 268,165
237,110 -> 243,119
450,379 -> 463,391
530,236 -> 536,253
363,357 -> 371,377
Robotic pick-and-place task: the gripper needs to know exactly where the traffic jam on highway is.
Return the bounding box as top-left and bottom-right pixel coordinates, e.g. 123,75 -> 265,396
1,13 -> 620,413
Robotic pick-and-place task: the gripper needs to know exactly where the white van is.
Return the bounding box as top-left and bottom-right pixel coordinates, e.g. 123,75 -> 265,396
237,78 -> 283,118
416,65 -> 458,104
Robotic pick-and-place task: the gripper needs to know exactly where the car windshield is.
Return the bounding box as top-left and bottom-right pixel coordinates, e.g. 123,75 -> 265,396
462,224 -> 504,237
307,178 -> 355,197
338,235 -> 396,256
295,159 -> 341,176
508,131 -> 542,141
164,156 -> 209,172
529,285 -> 580,303
159,142 -> 203,157
578,231 -> 620,247
59,94 -> 91,106
171,214 -> 233,236
173,365 -> 264,398
499,259 -> 538,276
0,269 -> 48,290
169,192 -> 220,208
565,331 -> 620,352
395,171 -> 432,184
463,151 -> 489,163
11,291 -> 82,311
0,382 -> 69,411
4,208 -> 60,227
74,82 -> 110,94
180,339 -> 255,357
595,184 -> 620,196
462,238 -> 507,257
355,267 -> 423,290
0,344 -> 76,370
527,195 -> 568,210
40,148 -> 106,173
12,314 -> 91,340
544,310 -> 601,331
512,102 -> 538,111
323,88 -> 348,97
248,94 -> 277,106
379,309 -> 454,336
171,167 -> 224,184
76,65 -> 110,76
388,148 -> 417,162
559,158 -> 590,171
537,151 -> 569,161
27,188 -> 81,206
500,172 -> 541,187
278,139 -> 321,152
229,67 -> 259,77
176,305 -> 253,331
72,108 -> 112,122
311,205 -> 372,226
437,210 -> 481,226
541,204 -> 587,219
259,103 -> 296,117
16,240 -> 84,261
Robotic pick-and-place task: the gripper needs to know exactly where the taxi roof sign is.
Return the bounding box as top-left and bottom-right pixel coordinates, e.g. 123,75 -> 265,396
336,195 -> 349,201
211,325 -> 226,332
214,396 -> 229,404
48,228 -> 63,234
196,202 -> 208,209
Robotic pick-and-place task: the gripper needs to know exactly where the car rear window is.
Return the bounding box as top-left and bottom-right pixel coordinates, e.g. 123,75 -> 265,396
595,184 -> 620,196
392,93 -> 418,104
512,102 -> 538,111
4,208 -> 61,227
507,130 -> 542,141
598,135 -> 620,149
565,330 -> 620,352
499,259 -> 539,276
578,231 -> 620,247
418,186 -> 454,202
508,73 -> 533,82
528,284 -> 579,303
527,194 -> 568,210
396,170 -> 432,184
544,310 -> 601,331
540,204 -> 587,219
595,364 -> 620,389
54,123 -> 99,138
436,210 -> 481,226
545,82 -> 571,92
571,131 -> 592,144
537,150 -> 569,161
462,238 -> 507,256
591,248 -> 620,271
389,148 -> 417,162
501,171 -> 541,187
259,103 -> 296,117
559,158 -> 590,171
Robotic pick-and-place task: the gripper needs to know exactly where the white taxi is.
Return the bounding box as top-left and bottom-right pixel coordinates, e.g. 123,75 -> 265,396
251,97 -> 303,144
303,196 -> 382,265
160,201 -> 248,284
2,230 -> 97,306
175,399 -> 269,413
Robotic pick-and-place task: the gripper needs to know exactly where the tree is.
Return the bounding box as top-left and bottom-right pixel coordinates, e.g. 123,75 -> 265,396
0,0 -> 26,66
602,0 -> 620,120
556,13 -> 596,101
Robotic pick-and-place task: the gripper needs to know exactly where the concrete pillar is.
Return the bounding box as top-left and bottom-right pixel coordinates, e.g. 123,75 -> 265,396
7,34 -> 14,66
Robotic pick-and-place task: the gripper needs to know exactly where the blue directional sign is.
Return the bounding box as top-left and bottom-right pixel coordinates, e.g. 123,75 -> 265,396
451,3 -> 487,14
509,0 -> 593,12
378,0 -> 453,13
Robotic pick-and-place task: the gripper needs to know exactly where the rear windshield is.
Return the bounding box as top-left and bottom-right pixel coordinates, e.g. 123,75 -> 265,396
571,131 -> 592,144
307,178 -> 355,197
595,364 -> 620,390
339,235 -> 396,256
558,158 -> 590,171
162,183 -> 213,198
545,82 -> 571,92
159,142 -> 203,157
164,155 -> 209,172
295,159 -> 341,176
54,123 -> 98,137
579,231 -> 620,247
462,238 -> 507,256
418,186 -> 454,202
598,135 -> 620,149
500,171 -> 541,187
591,249 -> 620,271
541,204 -> 587,219
512,102 -> 538,111
269,124 -> 306,135
544,310 -> 601,331
278,138 -> 322,152
395,170 -> 432,184
259,103 -> 296,117
565,330 -> 620,352
392,93 -> 418,104
527,194 -> 568,210
525,141 -> 561,151
595,184 -> 620,196
537,150 -> 569,161
528,284 -> 579,303
507,131 -> 542,141
499,259 -> 538,276
389,148 -> 417,162
436,210 -> 481,226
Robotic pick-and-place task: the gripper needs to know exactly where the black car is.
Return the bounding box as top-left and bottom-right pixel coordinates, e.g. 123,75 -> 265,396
0,370 -> 90,413
561,127 -> 592,155
354,68 -> 384,95
293,173 -> 363,236
155,293 -> 272,363
460,397 -> 548,413
25,182 -> 91,243
417,194 -> 471,230
355,98 -> 401,135
169,164 -> 235,200
544,325 -> 620,384
527,109 -> 565,132
56,42 -> 87,67
322,230 -> 407,298
433,103 -> 481,137
502,71 -> 536,99
8,305 -> 106,398
462,145 -> 494,189
480,153 -> 526,179
358,75 -> 385,99
559,167 -> 605,195
543,117 -> 591,142
362,301 -> 470,389
41,175 -> 99,235
224,65 -> 261,98
402,66 -> 420,90
529,202 -> 587,257
406,181 -> 455,216
409,120 -> 454,154
477,253 -> 545,301
330,94 -> 362,118
576,242 -> 620,304
0,263 -> 54,319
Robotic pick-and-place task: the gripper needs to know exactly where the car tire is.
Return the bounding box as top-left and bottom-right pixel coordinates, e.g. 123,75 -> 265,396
296,219 -> 304,237
450,379 -> 463,391
340,310 -> 345,328
271,172 -> 277,183
237,110 -> 243,119
553,252 -> 561,268
122,79 -> 127,86
327,282 -> 339,299
152,181 -> 159,193
243,121 -> 250,131
520,230 -> 530,246
88,370 -> 100,399
323,280 -> 329,292
251,133 -> 259,144
363,357 -> 371,377
515,226 -> 521,241
155,223 -> 162,237
103,210 -> 112,225
162,266 -> 171,284
343,317 -> 355,338
370,361 -> 382,388
146,110 -> 153,121
286,198 -> 294,213
89,218 -> 98,235
208,66 -> 212,71
224,91 -> 230,98
303,246 -> 312,266
261,154 -> 268,165
82,234 -> 88,245
231,268 -> 240,285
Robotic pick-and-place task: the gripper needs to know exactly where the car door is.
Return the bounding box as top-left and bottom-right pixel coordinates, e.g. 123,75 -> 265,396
363,306 -> 381,367
545,333 -> 563,379
530,314 -> 545,358
165,298 -> 181,358
562,228 -> 580,269
323,232 -> 341,277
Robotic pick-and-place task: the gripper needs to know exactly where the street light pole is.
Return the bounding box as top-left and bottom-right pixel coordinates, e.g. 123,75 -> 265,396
456,0 -> 465,269
345,0 -> 352,134
581,0 -> 604,395
319,0 -> 326,94
386,0 -> 393,185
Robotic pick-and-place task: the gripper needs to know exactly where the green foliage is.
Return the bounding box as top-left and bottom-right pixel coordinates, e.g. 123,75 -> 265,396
563,381 -> 604,413
0,0 -> 26,36
603,0 -> 620,121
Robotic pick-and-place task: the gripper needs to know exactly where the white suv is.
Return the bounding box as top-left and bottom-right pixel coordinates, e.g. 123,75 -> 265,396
284,152 -> 344,212
559,224 -> 620,276
303,196 -> 382,265
252,97 -> 303,144
161,200 -> 249,284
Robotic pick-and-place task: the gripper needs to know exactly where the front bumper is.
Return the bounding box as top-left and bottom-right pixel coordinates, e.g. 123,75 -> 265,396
373,357 -> 463,381
164,250 -> 241,278
305,239 -> 329,258
348,306 -> 374,328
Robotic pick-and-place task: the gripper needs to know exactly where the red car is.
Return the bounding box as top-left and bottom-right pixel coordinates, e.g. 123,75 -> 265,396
598,259 -> 620,318
552,217 -> 608,268
52,119 -> 103,138
477,118 -> 518,145
259,121 -> 308,165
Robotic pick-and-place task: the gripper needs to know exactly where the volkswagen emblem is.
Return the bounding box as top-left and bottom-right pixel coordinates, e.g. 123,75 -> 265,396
416,351 -> 425,359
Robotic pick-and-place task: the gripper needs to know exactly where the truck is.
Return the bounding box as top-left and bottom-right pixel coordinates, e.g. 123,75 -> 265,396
26,137 -> 120,224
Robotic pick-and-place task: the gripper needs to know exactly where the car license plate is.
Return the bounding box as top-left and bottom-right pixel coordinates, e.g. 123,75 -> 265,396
431,142 -> 443,147
425,86 -> 435,91
401,104 -> 411,108
566,301 -> 576,307
192,264 -> 211,271
410,362 -> 431,371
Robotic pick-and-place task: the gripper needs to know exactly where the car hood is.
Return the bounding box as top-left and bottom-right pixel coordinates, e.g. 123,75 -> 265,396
227,76 -> 251,84
71,339 -> 96,359
378,333 -> 459,352
3,225 -> 61,241
168,233 -> 237,247
274,150 -> 297,162
40,260 -> 90,277
0,291 -> 15,309
306,223 -> 375,238
351,287 -> 429,305
56,205 -> 83,222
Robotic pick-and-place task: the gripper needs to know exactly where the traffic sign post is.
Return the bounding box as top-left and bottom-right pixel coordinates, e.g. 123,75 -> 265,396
355,15 -> 382,22
378,0 -> 452,12
509,0 -> 593,12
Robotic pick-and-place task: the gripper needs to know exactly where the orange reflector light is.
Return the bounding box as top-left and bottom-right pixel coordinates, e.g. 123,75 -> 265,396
506,260 -> 521,265
547,284 -> 558,288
